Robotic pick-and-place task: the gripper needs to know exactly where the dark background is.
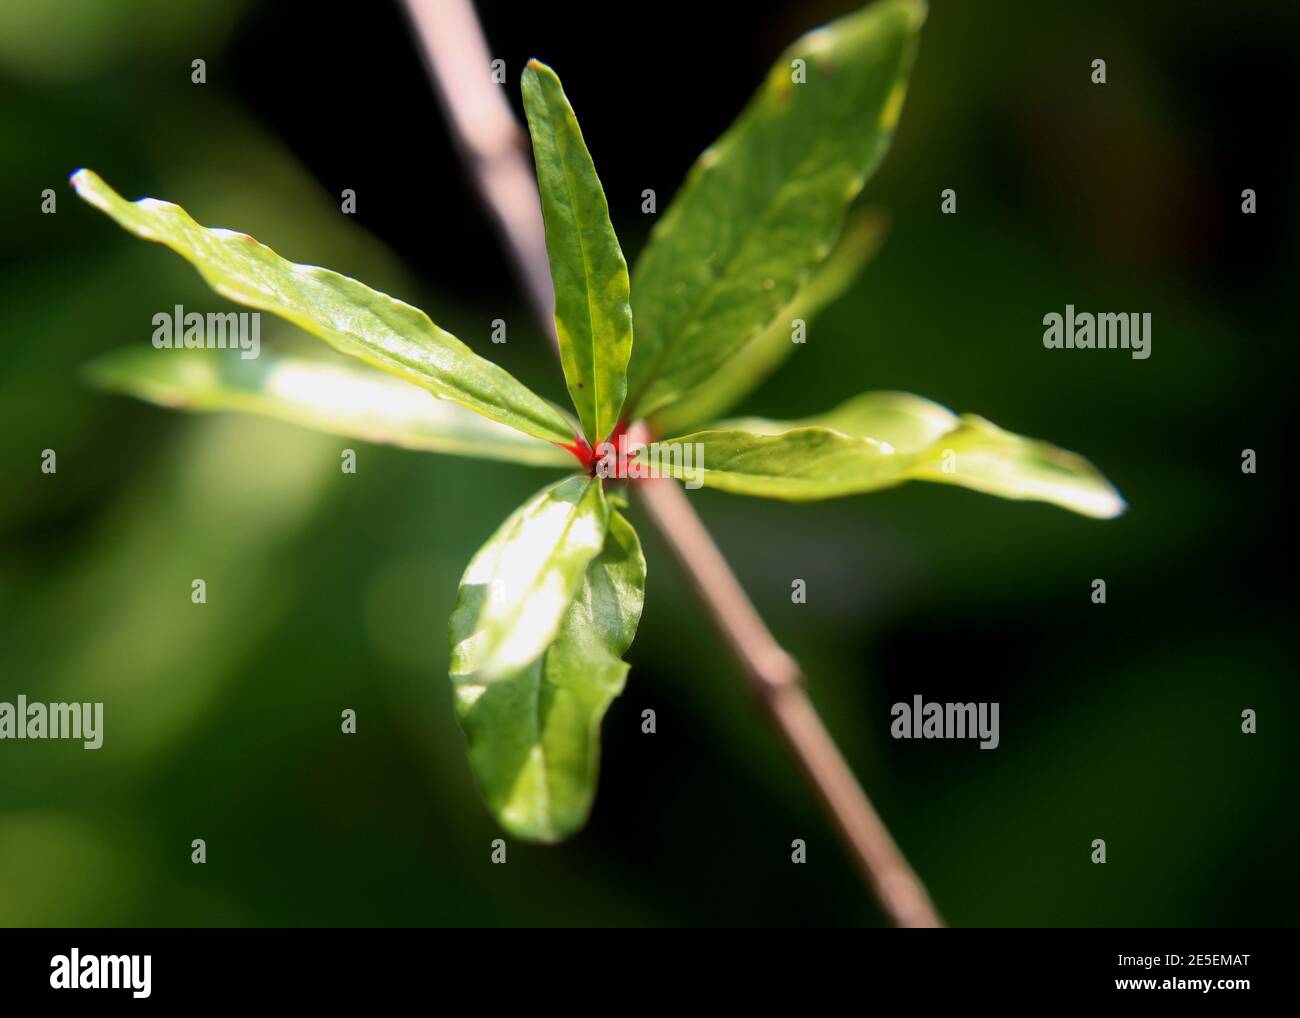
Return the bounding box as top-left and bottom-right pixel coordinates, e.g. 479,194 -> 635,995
1,0 -> 1296,926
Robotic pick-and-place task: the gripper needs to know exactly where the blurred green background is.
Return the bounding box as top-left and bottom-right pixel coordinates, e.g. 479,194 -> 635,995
2,0 -> 1296,927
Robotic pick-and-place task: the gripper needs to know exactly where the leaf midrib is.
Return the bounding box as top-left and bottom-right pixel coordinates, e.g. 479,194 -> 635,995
527,662 -> 555,838
629,143 -> 835,415
482,476 -> 601,672
555,128 -> 606,443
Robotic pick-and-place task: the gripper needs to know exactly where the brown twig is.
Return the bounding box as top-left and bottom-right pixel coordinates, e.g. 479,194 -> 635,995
400,0 -> 557,336
402,0 -> 943,928
636,477 -> 942,927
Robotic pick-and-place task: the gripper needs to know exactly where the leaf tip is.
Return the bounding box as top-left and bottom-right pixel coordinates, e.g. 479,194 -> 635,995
1094,486 -> 1128,520
523,57 -> 554,82
1055,471 -> 1126,520
68,167 -> 99,199
68,167 -> 117,216
521,59 -> 551,101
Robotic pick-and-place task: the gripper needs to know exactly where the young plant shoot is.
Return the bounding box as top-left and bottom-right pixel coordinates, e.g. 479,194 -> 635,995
72,0 -> 1122,843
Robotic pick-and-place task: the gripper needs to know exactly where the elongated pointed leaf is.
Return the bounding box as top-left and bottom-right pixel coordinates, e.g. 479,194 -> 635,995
70,169 -> 573,445
649,207 -> 886,435
651,391 -> 1126,518
522,61 -> 633,446
86,346 -> 573,467
453,511 -> 645,842
450,475 -> 609,683
625,0 -> 925,420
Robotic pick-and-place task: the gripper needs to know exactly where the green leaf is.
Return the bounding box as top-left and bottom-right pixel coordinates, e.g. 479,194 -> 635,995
651,391 -> 1126,518
522,61 -> 634,446
625,0 -> 925,421
453,510 -> 645,842
70,169 -> 574,445
450,475 -> 609,684
85,346 -> 574,468
649,207 -> 886,435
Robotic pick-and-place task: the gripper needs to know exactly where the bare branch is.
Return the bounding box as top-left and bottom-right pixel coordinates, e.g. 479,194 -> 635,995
400,0 -> 557,340
635,475 -> 942,928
